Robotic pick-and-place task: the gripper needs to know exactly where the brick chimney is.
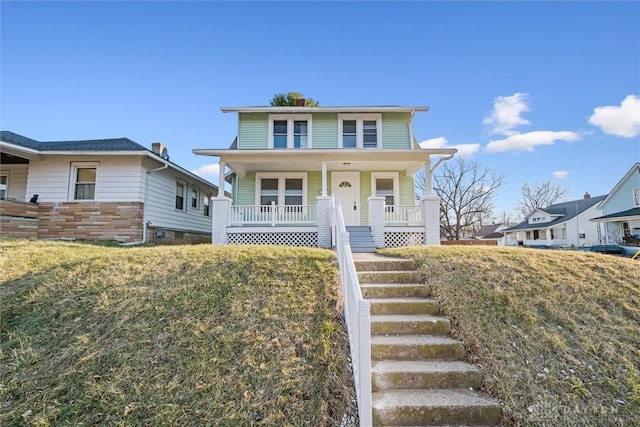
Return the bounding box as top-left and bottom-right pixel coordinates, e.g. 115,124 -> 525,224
583,192 -> 591,199
295,98 -> 306,107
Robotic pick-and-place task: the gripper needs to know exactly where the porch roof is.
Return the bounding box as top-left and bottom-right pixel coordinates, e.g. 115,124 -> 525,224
591,207 -> 640,222
192,148 -> 457,176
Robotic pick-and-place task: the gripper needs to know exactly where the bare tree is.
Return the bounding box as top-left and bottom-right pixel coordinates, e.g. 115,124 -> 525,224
431,158 -> 505,240
515,181 -> 568,220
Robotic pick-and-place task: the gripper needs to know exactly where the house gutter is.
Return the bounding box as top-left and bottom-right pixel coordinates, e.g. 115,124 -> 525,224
142,163 -> 169,243
425,153 -> 455,196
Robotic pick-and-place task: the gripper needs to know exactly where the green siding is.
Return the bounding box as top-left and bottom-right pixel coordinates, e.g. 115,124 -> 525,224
308,171 -> 322,201
237,172 -> 256,205
360,171 -> 372,224
312,113 -> 338,148
238,113 -> 268,149
382,112 -> 411,149
399,171 -> 416,204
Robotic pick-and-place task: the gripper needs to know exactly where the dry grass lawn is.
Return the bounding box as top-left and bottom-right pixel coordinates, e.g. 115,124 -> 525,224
0,240 -> 355,426
382,246 -> 640,426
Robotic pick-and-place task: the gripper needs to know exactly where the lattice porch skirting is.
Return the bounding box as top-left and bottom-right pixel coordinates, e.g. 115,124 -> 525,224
228,231 -> 318,247
384,231 -> 424,247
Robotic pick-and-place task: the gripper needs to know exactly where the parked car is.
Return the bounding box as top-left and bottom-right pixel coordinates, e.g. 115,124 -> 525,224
581,245 -> 639,258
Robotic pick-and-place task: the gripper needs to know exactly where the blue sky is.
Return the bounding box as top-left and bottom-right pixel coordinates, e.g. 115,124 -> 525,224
2,1 -> 639,218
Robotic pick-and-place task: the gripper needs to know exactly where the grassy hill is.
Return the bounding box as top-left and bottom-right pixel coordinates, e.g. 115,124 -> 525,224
0,241 -> 355,426
382,246 -> 640,426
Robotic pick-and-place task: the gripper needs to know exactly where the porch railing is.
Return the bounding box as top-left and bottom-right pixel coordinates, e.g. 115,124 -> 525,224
332,196 -> 372,426
384,205 -> 422,225
229,203 -> 316,226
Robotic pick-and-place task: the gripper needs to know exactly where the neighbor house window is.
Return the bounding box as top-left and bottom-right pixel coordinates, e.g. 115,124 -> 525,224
70,162 -> 98,200
191,186 -> 199,209
256,172 -> 307,206
176,180 -> 186,210
634,188 -> 640,206
203,193 -> 211,217
0,173 -> 8,199
371,172 -> 399,206
339,114 -> 382,148
268,115 -> 313,149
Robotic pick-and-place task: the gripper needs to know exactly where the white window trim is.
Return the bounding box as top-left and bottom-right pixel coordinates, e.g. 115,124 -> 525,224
176,179 -> 187,212
203,192 -> 211,217
255,172 -> 308,205
190,185 -> 200,210
371,172 -> 399,206
338,113 -> 383,148
68,161 -> 99,201
268,114 -> 313,149
0,171 -> 9,199
633,187 -> 640,207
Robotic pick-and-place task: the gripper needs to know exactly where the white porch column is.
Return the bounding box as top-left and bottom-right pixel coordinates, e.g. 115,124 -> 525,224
368,196 -> 385,248
421,195 -> 441,246
217,161 -> 226,198
211,197 -> 231,244
545,228 -> 552,244
424,157 -> 433,196
316,196 -> 332,248
321,161 -> 327,197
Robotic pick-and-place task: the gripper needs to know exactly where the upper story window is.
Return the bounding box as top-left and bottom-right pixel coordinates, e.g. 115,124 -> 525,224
338,114 -> 382,148
0,173 -> 8,199
69,162 -> 98,200
268,114 -> 313,149
176,180 -> 186,211
634,187 -> 640,206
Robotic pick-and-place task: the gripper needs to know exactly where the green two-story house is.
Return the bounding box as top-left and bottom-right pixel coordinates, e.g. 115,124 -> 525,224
194,103 -> 456,251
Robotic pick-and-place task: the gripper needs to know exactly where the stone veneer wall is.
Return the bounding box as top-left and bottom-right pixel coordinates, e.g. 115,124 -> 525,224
37,202 -> 144,242
0,200 -> 40,239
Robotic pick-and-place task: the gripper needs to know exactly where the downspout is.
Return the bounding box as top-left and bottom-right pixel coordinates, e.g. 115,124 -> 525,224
426,153 -> 455,196
142,163 -> 169,243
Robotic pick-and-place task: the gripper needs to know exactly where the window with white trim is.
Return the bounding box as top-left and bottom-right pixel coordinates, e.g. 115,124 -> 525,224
203,192 -> 211,217
371,172 -> 399,206
268,114 -> 312,149
634,187 -> 640,206
175,180 -> 186,211
191,185 -> 199,209
70,162 -> 98,200
0,172 -> 8,199
256,172 -> 307,206
339,114 -> 382,148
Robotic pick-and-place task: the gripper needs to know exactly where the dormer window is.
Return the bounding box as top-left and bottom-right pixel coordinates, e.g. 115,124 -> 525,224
339,114 -> 382,148
268,114 -> 312,149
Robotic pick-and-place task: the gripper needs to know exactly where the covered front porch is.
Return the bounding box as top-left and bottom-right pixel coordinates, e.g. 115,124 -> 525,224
193,148 -> 455,248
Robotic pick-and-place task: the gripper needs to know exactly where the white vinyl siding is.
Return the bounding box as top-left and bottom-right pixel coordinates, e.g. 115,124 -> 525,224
0,164 -> 28,201
26,156 -> 145,202
143,158 -> 214,233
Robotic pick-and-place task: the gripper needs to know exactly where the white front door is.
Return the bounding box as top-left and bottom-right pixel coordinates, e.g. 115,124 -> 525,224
332,172 -> 360,225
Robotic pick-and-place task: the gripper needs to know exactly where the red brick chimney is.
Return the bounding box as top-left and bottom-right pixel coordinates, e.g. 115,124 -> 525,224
295,98 -> 306,107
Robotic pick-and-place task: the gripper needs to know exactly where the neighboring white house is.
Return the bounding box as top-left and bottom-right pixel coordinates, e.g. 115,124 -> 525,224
0,130 -> 220,243
591,162 -> 640,246
193,103 -> 457,251
503,193 -> 606,248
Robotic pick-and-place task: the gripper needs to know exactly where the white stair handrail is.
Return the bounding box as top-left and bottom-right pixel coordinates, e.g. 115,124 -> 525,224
332,196 -> 372,426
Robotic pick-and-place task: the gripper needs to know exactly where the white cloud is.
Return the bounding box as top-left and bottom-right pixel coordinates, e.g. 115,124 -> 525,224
191,163 -> 220,180
552,170 -> 570,179
483,92 -> 531,136
419,136 -> 480,158
588,94 -> 640,138
485,130 -> 581,153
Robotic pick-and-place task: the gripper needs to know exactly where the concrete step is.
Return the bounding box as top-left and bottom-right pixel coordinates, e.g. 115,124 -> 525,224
361,283 -> 432,298
371,314 -> 450,336
351,247 -> 377,253
371,360 -> 482,391
368,298 -> 440,316
371,335 -> 465,361
358,271 -> 425,284
372,388 -> 502,426
354,259 -> 416,271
